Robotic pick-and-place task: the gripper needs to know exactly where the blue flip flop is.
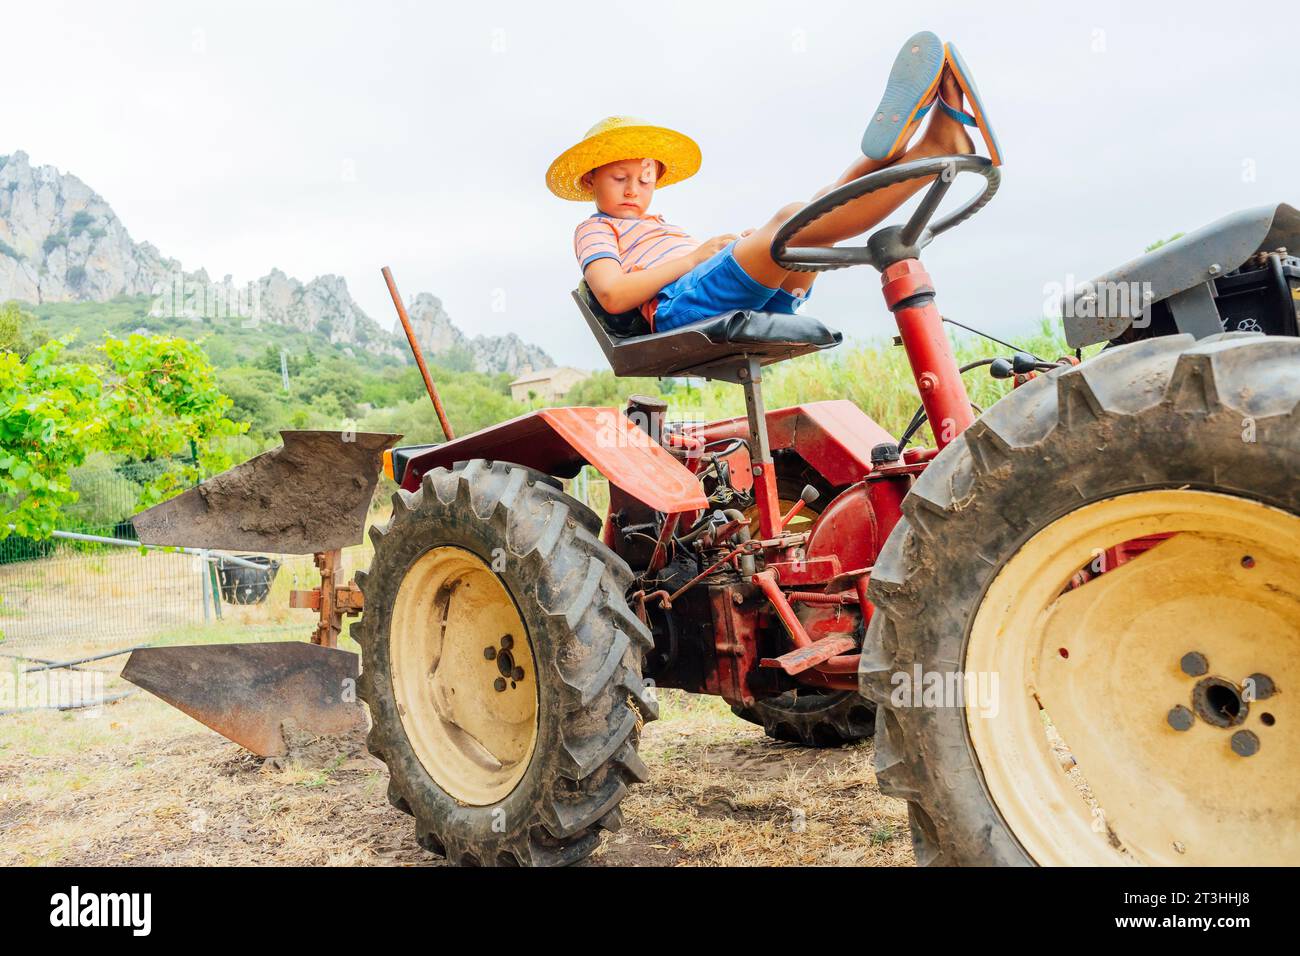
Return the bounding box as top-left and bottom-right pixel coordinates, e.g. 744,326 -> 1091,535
860,31 -> 945,161
939,42 -> 1003,166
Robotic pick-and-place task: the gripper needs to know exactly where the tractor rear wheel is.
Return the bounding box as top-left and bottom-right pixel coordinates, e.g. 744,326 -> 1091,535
733,466 -> 876,746
355,459 -> 658,866
860,334 -> 1300,865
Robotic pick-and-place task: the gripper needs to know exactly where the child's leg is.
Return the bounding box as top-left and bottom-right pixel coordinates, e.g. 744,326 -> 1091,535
732,71 -> 973,292
761,286 -> 809,315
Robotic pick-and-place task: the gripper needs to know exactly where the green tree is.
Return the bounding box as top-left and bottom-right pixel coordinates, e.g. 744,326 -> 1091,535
255,343 -> 300,378
293,362 -> 362,419
439,343 -> 476,373
562,370 -> 666,407
216,366 -> 288,438
0,333 -> 246,539
0,301 -> 46,359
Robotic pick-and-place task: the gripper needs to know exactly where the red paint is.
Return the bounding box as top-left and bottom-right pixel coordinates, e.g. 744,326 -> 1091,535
778,497 -> 809,531
753,570 -> 812,649
805,483 -> 878,577
866,473 -> 909,547
760,635 -> 857,676
689,400 -> 896,486
403,406 -> 708,515
752,460 -> 781,539
765,556 -> 842,587
882,260 -> 975,449
705,585 -> 761,707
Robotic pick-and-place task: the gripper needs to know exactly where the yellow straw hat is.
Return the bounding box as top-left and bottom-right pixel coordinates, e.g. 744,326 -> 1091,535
546,116 -> 701,201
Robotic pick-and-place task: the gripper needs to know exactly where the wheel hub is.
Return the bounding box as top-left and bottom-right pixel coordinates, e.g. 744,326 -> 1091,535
965,489 -> 1300,865
1189,673 -> 1249,729
484,634 -> 527,692
390,546 -> 538,805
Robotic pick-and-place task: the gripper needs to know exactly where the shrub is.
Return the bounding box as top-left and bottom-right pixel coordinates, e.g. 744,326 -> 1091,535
70,211 -> 94,237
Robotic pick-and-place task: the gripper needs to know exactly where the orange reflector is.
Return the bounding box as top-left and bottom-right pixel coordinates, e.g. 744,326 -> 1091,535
382,448 -> 394,482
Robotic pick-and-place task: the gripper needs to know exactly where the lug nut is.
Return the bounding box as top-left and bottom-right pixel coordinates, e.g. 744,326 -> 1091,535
1180,652 -> 1209,677
493,677 -> 507,693
512,666 -> 525,681
1231,730 -> 1260,757
1167,705 -> 1194,732
500,634 -> 514,650
483,646 -> 496,660
1245,673 -> 1275,701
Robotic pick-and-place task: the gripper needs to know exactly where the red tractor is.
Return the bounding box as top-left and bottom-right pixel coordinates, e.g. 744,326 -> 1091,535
130,157 -> 1300,866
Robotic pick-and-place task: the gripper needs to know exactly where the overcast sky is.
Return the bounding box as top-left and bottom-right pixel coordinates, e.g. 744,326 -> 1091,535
6,1 -> 1297,367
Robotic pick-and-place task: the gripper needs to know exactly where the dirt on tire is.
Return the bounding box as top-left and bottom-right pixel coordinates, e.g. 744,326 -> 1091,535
860,333 -> 1300,865
355,459 -> 658,866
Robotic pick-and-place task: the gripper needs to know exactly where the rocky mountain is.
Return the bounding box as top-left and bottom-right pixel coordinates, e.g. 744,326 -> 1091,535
250,269 -> 405,360
0,151 -> 178,303
405,293 -> 552,378
0,151 -> 552,374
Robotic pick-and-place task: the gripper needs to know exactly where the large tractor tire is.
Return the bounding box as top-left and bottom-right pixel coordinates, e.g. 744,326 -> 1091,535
733,463 -> 876,747
355,459 -> 658,866
860,334 -> 1300,865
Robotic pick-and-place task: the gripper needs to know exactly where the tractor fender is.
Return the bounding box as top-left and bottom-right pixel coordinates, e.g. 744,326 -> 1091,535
400,407 -> 707,515
690,399 -> 897,489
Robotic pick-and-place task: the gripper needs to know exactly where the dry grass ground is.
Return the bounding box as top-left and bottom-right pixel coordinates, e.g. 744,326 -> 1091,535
0,626 -> 912,867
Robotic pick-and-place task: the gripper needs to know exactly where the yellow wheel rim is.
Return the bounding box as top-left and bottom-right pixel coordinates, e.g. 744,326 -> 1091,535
966,489 -> 1300,865
390,546 -> 538,805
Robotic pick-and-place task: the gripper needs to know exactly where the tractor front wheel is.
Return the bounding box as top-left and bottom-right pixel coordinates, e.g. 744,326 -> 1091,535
860,334 -> 1300,865
356,460 -> 657,866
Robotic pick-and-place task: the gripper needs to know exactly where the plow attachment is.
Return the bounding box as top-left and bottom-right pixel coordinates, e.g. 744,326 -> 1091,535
131,430 -> 401,554
123,429 -> 399,755
122,643 -> 363,756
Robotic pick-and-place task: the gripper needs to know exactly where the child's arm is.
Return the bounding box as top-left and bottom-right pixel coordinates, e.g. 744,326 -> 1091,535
585,234 -> 737,315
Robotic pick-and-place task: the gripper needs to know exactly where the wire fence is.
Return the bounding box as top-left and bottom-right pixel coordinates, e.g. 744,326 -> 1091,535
0,460 -> 611,658
1,459 -> 316,653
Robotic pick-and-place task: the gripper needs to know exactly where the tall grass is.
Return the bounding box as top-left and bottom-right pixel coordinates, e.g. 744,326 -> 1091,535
652,318 -> 1086,445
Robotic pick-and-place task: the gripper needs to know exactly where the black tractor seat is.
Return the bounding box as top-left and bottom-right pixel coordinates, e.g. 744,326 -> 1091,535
574,282 -> 842,382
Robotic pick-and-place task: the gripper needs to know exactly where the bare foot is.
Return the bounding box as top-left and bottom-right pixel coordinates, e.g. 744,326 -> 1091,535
822,71 -> 975,198
915,70 -> 974,156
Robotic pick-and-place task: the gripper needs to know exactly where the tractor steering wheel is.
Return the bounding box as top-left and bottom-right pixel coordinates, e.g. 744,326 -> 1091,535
771,155 -> 1000,273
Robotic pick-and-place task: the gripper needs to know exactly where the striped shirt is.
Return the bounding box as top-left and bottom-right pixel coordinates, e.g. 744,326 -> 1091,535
573,212 -> 700,276
574,213 -> 700,326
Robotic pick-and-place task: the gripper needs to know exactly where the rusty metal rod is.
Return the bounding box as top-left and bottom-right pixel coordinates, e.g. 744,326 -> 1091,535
382,266 -> 455,441
663,540 -> 760,606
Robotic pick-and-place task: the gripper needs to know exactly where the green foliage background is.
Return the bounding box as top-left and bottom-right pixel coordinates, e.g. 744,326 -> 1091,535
5,293 -> 1091,542
0,325 -> 244,540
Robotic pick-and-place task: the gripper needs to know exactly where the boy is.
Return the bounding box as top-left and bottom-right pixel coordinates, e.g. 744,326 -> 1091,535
546,32 -> 1000,333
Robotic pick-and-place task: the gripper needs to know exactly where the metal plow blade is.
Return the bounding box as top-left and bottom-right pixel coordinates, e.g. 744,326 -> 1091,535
122,643 -> 363,757
131,430 -> 401,554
